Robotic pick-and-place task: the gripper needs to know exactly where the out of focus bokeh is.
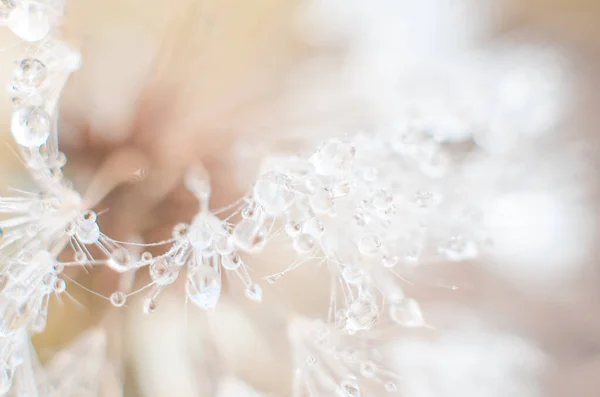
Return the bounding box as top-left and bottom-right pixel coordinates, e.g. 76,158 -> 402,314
1,0 -> 600,396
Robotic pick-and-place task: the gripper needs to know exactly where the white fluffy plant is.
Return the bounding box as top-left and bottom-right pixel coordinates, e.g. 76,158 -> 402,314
0,0 -> 593,396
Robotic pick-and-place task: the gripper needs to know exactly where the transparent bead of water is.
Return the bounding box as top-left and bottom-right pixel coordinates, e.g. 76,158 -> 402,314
302,218 -> 324,237
384,382 -> 397,392
215,234 -> 234,255
14,58 -> 46,91
110,291 -> 127,307
244,283 -> 262,302
372,189 -> 393,210
11,106 -> 51,148
141,252 -> 153,262
309,188 -> 334,214
311,139 -> 356,176
233,219 -> 267,253
53,278 -> 66,293
186,266 -> 222,310
342,266 -> 363,285
389,298 -> 425,327
336,378 -> 361,397
359,361 -> 377,378
293,233 -> 315,253
172,223 -> 188,240
143,298 -> 157,314
358,235 -> 381,256
149,257 -> 179,286
7,2 -> 50,42
346,297 -> 378,333
188,217 -> 215,251
382,254 -> 398,268
333,180 -> 356,198
108,247 -> 131,272
76,219 -> 100,245
253,172 -> 295,215
221,252 -> 242,271
285,220 -> 302,237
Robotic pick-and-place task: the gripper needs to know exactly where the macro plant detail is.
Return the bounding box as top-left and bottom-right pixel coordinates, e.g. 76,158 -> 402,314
0,0 -> 595,396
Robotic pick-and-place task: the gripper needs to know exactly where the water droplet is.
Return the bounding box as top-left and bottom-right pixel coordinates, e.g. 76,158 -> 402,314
389,298 -> 425,327
221,252 -> 242,271
293,233 -> 315,253
305,356 -> 316,365
253,172 -> 295,215
382,255 -> 398,268
11,106 -> 50,148
141,251 -> 152,262
14,58 -> 46,91
359,361 -> 377,378
437,236 -> 478,262
215,234 -> 234,255
232,219 -> 267,253
309,188 -> 335,214
245,283 -> 262,302
336,378 -> 361,397
186,266 -> 222,310
53,278 -> 66,293
110,291 -> 127,307
149,257 -> 179,286
384,382 -> 397,392
172,223 -> 188,239
302,218 -> 324,237
7,2 -> 50,42
346,297 -> 379,333
333,180 -> 356,198
108,247 -> 131,272
311,139 -> 356,176
358,235 -> 381,256
285,220 -> 302,237
143,298 -> 157,314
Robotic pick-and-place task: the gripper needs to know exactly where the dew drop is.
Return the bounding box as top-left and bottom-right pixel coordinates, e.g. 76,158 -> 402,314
311,139 -> 356,176
384,382 -> 397,392
108,247 -> 131,273
293,233 -> 315,253
186,266 -> 222,310
149,257 -> 179,286
359,361 -> 377,378
11,106 -> 51,148
221,252 -> 242,271
53,278 -> 66,293
336,378 -> 361,397
110,291 -> 127,307
232,219 -> 267,253
253,172 -> 295,215
14,58 -> 46,91
389,298 -> 425,327
358,235 -> 381,256
309,188 -> 335,214
7,2 -> 50,42
143,298 -> 157,314
245,283 -> 262,302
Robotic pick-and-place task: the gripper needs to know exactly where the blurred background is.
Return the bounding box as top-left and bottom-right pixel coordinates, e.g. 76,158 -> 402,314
1,0 -> 600,396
